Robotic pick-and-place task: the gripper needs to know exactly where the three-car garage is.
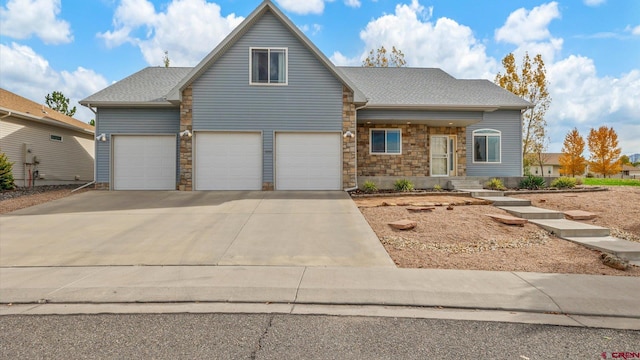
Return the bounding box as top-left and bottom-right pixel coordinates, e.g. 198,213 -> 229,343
111,132 -> 342,191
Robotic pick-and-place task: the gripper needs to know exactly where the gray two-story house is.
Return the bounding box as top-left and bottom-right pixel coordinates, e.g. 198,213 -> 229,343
81,0 -> 529,191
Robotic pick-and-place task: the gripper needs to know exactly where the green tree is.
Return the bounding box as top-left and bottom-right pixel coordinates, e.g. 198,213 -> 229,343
163,50 -> 170,68
363,46 -> 406,67
89,119 -> 95,126
0,152 -> 15,190
558,128 -> 587,176
45,91 -> 76,117
619,154 -> 630,165
587,126 -> 622,178
495,52 -> 551,172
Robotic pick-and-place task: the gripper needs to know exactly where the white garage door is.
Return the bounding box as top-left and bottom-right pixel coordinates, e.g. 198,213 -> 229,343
113,135 -> 176,190
195,132 -> 262,190
276,133 -> 341,190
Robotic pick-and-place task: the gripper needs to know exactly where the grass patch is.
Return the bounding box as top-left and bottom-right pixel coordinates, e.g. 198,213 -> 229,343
582,178 -> 640,187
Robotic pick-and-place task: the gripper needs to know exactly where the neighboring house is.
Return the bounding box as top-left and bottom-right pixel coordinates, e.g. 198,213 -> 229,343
80,0 -> 529,191
531,153 -> 562,177
621,164 -> 640,179
0,88 -> 94,187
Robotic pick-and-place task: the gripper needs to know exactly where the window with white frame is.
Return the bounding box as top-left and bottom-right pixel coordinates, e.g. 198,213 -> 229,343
473,129 -> 501,163
370,129 -> 401,154
250,48 -> 287,84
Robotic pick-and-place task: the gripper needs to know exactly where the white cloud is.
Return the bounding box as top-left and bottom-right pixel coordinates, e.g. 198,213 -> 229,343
583,0 -> 606,7
0,0 -> 72,44
495,2 -> 560,45
0,42 -> 108,122
345,0 -> 361,8
628,25 -> 640,36
98,0 -> 244,66
348,0 -> 496,79
276,0 -> 326,15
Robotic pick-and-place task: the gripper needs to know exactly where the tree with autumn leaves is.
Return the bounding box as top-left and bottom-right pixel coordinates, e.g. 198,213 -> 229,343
587,126 -> 622,178
362,46 -> 406,67
558,128 -> 587,176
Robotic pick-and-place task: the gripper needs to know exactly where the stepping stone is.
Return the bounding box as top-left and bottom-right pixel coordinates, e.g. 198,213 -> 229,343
486,214 -> 528,226
406,206 -> 435,212
388,219 -> 417,230
564,210 -> 597,220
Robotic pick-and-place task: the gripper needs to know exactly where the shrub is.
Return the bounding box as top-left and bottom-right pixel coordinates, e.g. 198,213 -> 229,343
575,177 -> 583,185
485,178 -> 506,190
0,152 -> 15,191
586,172 -> 594,178
361,180 -> 378,193
550,176 -> 577,189
433,184 -> 442,191
519,175 -> 546,190
394,178 -> 414,192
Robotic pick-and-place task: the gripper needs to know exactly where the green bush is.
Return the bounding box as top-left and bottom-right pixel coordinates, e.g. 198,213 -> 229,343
550,176 -> 577,189
586,172 -> 594,178
519,175 -> 546,190
361,180 -> 378,193
0,152 -> 15,190
433,184 -> 442,191
394,178 -> 414,192
485,178 -> 506,190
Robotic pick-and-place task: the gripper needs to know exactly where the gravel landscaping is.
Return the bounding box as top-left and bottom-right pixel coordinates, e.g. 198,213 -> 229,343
0,185 -> 91,214
354,186 -> 640,276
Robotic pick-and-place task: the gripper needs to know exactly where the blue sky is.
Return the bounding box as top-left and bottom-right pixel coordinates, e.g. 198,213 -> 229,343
1,0 -> 639,155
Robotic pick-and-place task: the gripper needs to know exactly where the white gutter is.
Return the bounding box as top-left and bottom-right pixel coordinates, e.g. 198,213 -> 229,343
344,103 -> 368,192
0,111 -> 12,119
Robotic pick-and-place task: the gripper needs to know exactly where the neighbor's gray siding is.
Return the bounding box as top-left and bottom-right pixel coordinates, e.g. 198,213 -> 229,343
192,10 -> 343,184
358,110 -> 483,122
466,110 -> 523,176
95,107 -> 179,183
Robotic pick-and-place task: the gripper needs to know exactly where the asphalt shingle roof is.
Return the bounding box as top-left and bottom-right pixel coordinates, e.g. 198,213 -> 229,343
0,88 -> 94,133
81,66 -> 530,110
337,67 -> 531,109
80,67 -> 192,105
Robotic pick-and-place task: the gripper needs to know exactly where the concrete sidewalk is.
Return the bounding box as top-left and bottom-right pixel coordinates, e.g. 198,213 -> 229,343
1,266 -> 639,329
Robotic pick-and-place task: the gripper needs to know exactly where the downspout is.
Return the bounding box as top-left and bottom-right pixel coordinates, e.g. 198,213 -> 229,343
73,104 -> 97,192
344,103 -> 368,192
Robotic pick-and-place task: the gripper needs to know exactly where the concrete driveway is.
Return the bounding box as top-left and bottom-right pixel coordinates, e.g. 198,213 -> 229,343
0,191 -> 394,268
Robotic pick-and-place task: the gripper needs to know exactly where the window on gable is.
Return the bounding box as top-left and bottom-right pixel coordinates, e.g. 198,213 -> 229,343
251,48 -> 287,85
50,134 -> 63,142
473,129 -> 500,163
370,129 -> 401,154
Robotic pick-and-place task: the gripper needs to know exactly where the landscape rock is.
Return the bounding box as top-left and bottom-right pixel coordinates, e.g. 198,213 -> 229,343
388,219 -> 417,230
564,210 -> 597,220
406,206 -> 435,212
600,253 -> 629,271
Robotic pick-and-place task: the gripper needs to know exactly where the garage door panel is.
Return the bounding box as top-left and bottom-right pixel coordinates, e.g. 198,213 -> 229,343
195,132 -> 262,190
113,136 -> 176,190
276,133 -> 341,190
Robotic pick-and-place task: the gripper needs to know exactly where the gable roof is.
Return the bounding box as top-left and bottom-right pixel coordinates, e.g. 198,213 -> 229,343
339,67 -> 531,110
165,0 -> 366,104
1,88 -> 94,134
80,67 -> 192,107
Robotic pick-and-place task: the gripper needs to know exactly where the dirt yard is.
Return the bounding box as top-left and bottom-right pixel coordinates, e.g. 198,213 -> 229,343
354,187 -> 640,276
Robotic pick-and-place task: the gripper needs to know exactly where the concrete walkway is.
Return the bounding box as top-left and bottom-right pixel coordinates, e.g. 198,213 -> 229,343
1,266 -> 639,329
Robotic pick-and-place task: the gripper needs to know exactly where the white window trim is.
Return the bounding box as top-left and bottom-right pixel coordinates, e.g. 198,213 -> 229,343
249,47 -> 288,86
369,128 -> 402,155
50,134 -> 63,142
472,129 -> 501,164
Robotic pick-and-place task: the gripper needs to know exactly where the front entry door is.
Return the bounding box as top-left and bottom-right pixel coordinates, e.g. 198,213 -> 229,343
430,135 -> 456,176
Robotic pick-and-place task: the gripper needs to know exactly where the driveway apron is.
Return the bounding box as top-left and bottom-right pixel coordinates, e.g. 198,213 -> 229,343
0,191 -> 394,268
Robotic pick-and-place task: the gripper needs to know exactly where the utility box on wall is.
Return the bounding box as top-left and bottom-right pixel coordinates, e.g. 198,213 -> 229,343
23,143 -> 34,164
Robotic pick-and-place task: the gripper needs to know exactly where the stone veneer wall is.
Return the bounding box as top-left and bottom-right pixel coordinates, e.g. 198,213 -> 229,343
357,124 -> 466,177
178,86 -> 193,191
94,182 -> 109,190
342,86 -> 357,189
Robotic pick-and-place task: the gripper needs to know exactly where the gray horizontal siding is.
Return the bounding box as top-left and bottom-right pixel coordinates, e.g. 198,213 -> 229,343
466,110 -> 522,176
95,107 -> 180,183
192,10 -> 343,184
358,110 -> 483,122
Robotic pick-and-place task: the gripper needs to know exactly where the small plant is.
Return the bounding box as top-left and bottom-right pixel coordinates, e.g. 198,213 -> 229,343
519,174 -> 546,190
361,180 -> 378,193
575,177 -> 583,186
433,184 -> 442,191
550,176 -> 577,189
394,178 -> 414,192
0,152 -> 15,190
485,178 -> 506,190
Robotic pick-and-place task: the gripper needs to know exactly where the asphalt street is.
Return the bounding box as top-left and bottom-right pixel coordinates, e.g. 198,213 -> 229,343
1,313 -> 638,359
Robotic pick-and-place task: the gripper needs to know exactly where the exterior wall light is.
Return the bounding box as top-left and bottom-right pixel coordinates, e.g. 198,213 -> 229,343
180,130 -> 192,138
96,133 -> 108,142
343,130 -> 354,138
